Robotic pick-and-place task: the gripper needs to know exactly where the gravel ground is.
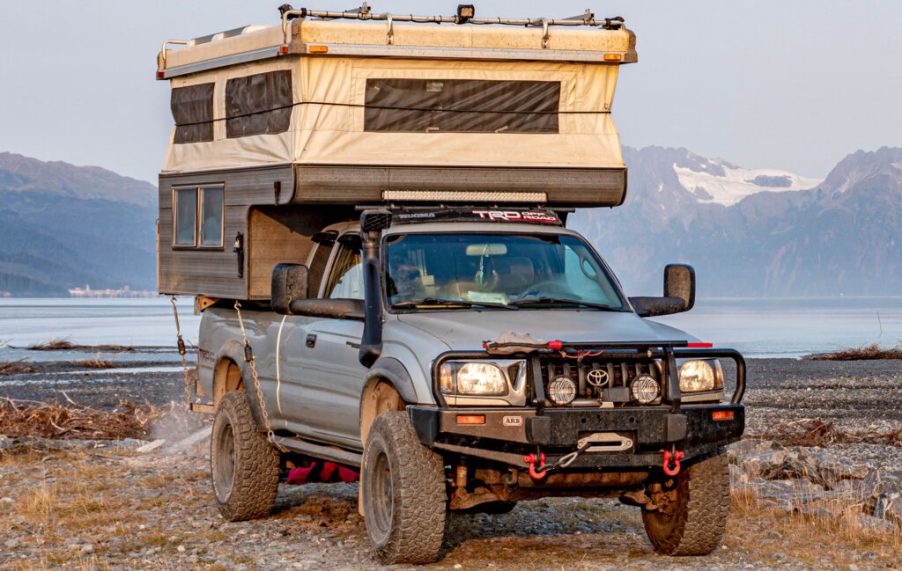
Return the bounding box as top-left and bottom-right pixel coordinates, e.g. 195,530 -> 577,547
0,356 -> 900,569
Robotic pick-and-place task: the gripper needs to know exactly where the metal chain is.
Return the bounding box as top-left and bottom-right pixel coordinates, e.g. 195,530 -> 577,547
234,301 -> 288,453
170,296 -> 193,407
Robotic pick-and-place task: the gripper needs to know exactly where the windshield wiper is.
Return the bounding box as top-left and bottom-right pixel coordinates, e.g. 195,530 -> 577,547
392,297 -> 518,310
510,297 -> 621,311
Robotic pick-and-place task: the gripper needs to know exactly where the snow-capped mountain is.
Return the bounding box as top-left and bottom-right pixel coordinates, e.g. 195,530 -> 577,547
672,159 -> 820,206
573,146 -> 902,297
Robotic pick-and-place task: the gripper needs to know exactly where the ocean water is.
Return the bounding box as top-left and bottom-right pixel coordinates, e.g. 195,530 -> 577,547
0,297 -> 199,364
0,297 -> 900,359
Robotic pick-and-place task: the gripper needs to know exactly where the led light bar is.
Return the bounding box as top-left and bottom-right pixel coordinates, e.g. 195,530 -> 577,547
382,190 -> 547,203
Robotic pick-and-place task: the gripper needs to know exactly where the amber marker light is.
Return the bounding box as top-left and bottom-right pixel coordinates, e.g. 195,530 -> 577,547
712,410 -> 734,422
456,415 -> 486,425
603,53 -> 623,62
308,45 -> 329,54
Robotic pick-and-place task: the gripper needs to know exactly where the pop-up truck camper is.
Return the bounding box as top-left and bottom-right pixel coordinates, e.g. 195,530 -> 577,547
157,5 -> 746,564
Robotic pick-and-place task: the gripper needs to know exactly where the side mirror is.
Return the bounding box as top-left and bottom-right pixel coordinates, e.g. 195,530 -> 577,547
288,298 -> 365,321
629,264 -> 696,318
272,263 -> 309,315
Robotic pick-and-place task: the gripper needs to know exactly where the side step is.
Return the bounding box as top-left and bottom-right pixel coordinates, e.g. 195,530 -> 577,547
272,436 -> 362,468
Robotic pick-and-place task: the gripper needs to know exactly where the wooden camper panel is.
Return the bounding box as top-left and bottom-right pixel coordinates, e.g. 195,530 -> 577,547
247,207 -> 323,299
157,165 -> 295,299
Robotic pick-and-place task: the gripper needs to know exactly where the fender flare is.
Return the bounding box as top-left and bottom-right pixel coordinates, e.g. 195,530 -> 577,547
215,339 -> 267,430
363,357 -> 419,404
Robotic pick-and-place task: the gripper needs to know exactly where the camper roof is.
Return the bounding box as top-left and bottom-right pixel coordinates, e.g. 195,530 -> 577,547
157,4 -> 636,79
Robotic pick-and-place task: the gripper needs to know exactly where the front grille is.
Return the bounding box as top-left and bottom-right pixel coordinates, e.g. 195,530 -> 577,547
536,356 -> 663,406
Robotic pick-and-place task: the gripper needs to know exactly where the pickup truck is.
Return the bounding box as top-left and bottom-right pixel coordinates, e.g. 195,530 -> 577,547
197,207 -> 746,564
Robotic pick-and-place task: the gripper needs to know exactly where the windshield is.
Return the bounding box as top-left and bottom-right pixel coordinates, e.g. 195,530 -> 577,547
385,233 -> 625,310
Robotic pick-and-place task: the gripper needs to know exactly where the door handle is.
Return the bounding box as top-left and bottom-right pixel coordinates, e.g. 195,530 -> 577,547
306,334 -> 317,348
346,341 -> 361,349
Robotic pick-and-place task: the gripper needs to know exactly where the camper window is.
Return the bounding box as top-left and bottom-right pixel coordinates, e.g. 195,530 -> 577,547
171,83 -> 214,144
364,79 -> 560,133
174,188 -> 197,246
173,185 -> 224,248
226,70 -> 292,138
199,186 -> 224,246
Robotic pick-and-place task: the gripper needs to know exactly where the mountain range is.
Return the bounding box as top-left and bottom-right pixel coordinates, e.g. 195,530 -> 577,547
0,152 -> 156,296
572,146 -> 902,296
0,147 -> 900,297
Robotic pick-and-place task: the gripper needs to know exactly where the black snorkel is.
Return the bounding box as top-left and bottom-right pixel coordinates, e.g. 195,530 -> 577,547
358,209 -> 392,367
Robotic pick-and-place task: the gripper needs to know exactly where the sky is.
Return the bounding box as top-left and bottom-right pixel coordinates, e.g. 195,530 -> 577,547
0,0 -> 900,183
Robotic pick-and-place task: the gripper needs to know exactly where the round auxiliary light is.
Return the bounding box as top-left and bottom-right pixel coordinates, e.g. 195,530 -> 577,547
631,375 -> 660,404
548,376 -> 577,405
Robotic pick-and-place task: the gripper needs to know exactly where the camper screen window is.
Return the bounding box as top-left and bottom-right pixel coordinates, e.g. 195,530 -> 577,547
226,70 -> 292,138
171,83 -> 214,144
200,187 -> 224,246
173,186 -> 224,248
364,79 -> 560,133
174,188 -> 198,246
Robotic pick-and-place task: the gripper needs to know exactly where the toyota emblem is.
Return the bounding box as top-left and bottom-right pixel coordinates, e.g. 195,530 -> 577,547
586,368 -> 608,387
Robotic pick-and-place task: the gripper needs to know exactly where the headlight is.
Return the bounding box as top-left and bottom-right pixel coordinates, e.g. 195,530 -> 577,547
679,360 -> 724,392
440,362 -> 509,396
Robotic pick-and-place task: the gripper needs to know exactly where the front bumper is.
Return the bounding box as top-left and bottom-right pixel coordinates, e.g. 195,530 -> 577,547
409,403 -> 744,469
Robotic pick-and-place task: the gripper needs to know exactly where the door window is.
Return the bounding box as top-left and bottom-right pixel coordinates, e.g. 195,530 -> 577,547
325,244 -> 364,300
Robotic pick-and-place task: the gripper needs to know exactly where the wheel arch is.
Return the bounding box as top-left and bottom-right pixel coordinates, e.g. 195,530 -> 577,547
213,339 -> 265,429
359,357 -> 418,446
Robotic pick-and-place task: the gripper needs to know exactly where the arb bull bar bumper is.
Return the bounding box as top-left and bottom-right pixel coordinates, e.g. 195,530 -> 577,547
409,343 -> 746,472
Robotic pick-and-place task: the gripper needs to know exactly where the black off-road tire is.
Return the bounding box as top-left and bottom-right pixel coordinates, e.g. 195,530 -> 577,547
642,452 -> 730,556
362,412 -> 447,564
210,391 -> 280,522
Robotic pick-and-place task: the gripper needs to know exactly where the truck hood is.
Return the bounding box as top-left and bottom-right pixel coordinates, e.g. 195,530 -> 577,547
395,309 -> 696,351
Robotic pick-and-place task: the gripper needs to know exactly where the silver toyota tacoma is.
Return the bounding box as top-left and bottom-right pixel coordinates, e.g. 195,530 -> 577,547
197,207 -> 746,564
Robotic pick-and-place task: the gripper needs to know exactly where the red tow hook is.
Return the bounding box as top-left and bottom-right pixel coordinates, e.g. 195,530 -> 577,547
523,452 -> 549,480
662,449 -> 684,477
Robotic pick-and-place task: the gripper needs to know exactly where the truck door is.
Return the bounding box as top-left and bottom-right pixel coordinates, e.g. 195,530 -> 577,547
296,234 -> 368,449
273,234 -> 334,436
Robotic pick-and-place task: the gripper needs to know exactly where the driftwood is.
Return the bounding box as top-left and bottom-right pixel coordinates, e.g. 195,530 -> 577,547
0,398 -> 166,440
761,418 -> 902,448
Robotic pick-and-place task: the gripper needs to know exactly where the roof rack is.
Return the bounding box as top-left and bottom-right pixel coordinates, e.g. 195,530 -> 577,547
277,3 -> 626,45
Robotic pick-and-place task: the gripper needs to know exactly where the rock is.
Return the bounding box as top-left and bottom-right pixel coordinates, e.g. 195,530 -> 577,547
728,439 -> 777,464
861,469 -> 902,526
80,543 -> 95,554
170,428 -> 210,452
136,439 -> 166,453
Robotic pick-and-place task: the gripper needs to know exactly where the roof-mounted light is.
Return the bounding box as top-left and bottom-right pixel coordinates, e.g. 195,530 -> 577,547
456,4 -> 475,24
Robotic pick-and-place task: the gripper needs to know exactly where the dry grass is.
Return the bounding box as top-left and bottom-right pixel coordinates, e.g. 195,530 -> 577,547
760,417 -> 902,447
0,358 -> 36,375
77,357 -> 116,369
730,479 -> 901,557
27,338 -> 136,352
0,399 -> 166,440
808,342 -> 902,361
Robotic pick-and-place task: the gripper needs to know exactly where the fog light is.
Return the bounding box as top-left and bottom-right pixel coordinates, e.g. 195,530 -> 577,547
712,410 -> 734,422
630,375 -> 659,404
548,376 -> 576,405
